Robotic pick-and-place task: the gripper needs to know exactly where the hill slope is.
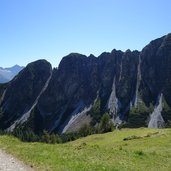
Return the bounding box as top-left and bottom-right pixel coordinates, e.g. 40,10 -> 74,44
0,128 -> 171,171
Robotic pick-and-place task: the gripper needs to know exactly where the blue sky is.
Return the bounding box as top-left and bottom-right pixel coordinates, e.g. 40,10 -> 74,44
0,0 -> 171,67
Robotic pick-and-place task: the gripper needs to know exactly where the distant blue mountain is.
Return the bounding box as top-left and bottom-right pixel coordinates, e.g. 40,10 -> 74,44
0,65 -> 24,83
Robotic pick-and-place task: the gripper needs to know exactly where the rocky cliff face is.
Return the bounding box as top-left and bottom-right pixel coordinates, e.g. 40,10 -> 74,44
0,34 -> 171,133
0,60 -> 52,129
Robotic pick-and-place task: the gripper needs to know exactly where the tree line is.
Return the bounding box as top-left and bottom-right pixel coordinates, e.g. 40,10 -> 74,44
0,112 -> 114,144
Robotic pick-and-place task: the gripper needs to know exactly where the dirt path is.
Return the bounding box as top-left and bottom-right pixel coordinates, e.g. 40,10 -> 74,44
0,150 -> 34,171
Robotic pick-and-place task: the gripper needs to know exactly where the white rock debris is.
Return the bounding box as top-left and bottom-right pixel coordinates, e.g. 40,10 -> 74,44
62,103 -> 93,133
134,54 -> 141,107
107,77 -> 120,125
148,94 -> 165,128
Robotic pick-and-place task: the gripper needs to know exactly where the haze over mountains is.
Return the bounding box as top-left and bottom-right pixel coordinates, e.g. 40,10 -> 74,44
0,33 -> 171,134
0,65 -> 24,83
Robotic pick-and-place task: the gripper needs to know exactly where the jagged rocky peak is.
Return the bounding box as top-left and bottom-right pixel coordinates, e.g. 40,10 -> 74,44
115,49 -> 140,119
58,53 -> 88,72
88,54 -> 96,58
0,34 -> 171,133
160,33 -> 171,48
57,53 -> 98,98
140,34 -> 171,106
59,52 -> 87,63
0,59 -> 52,129
33,53 -> 101,133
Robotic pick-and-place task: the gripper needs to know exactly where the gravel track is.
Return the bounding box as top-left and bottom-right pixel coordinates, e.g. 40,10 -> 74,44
0,150 -> 34,171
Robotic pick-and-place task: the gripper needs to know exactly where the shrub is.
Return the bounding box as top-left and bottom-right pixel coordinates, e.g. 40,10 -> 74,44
99,113 -> 114,133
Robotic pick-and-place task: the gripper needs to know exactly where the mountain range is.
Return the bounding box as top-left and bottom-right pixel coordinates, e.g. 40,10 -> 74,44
0,65 -> 24,83
0,33 -> 171,134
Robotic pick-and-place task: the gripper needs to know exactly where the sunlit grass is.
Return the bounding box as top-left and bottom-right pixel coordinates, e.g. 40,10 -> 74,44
0,128 -> 171,171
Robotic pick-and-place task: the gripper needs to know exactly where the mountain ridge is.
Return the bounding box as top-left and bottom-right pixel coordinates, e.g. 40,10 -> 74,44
0,65 -> 24,83
0,33 -> 171,134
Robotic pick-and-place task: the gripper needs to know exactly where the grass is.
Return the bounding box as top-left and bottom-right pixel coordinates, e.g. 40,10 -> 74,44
0,128 -> 171,171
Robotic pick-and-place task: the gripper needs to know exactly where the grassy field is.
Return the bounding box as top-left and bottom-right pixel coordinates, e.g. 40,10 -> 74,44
0,128 -> 171,171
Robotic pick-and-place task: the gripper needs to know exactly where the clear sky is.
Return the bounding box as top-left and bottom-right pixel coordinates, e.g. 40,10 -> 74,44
0,0 -> 171,67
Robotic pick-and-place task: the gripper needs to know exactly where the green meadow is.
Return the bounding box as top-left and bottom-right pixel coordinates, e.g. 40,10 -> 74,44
0,128 -> 171,171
